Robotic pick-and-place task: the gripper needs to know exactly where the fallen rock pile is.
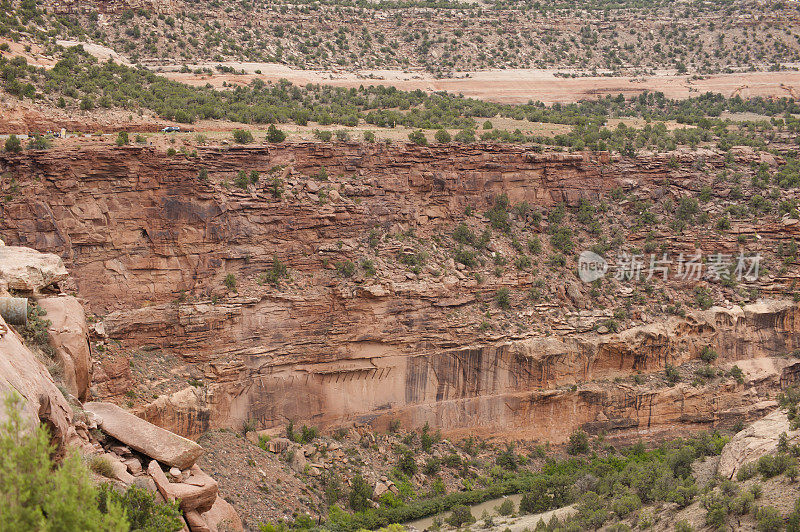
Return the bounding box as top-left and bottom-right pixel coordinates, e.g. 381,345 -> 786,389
0,244 -> 242,532
83,401 -> 242,531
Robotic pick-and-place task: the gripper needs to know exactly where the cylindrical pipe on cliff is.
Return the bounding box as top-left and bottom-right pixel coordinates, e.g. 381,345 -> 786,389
0,297 -> 28,326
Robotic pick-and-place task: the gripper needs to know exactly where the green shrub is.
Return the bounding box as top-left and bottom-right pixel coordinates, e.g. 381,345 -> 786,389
398,450 -> 418,476
519,486 -> 549,514
497,498 -> 514,516
700,346 -> 718,363
755,505 -> 783,532
694,286 -> 713,309
348,474 -> 373,512
757,453 -> 794,479
198,168 -> 209,181
88,455 -> 116,479
730,491 -> 755,516
116,131 -> 129,146
736,461 -> 758,482
611,493 -> 642,518
446,505 -> 475,527
314,129 -> 333,142
266,124 -> 286,143
28,135 -> 51,150
453,223 -> 476,245
300,425 -> 318,443
223,273 -> 237,291
454,247 -> 478,267
495,288 -> 511,310
335,260 -> 356,277
4,134 -> 21,152
234,170 -> 250,189
435,129 -> 451,143
515,255 -> 531,270
665,364 -> 681,384
0,393 -> 129,531
408,130 -> 427,145
550,226 -> 574,254
420,422 -> 438,452
496,444 -> 518,471
486,195 -> 510,232
423,458 -> 440,476
97,484 -> 182,531
258,257 -> 289,287
454,129 -> 475,143
702,492 -> 728,529
567,430 -> 589,455
233,129 -> 254,143
676,196 -> 700,221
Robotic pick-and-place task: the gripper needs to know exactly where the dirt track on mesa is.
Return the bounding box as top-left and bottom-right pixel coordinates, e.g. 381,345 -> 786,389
162,65 -> 800,104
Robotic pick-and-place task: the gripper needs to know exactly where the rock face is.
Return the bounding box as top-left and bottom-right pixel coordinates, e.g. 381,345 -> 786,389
0,245 -> 68,293
0,312 -> 75,451
201,496 -> 244,532
0,143 -> 797,443
38,296 -> 92,400
717,409 -> 800,479
85,401 -> 204,469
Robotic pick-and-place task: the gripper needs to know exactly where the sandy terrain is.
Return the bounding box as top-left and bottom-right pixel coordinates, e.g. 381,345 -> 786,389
15,39 -> 796,105
161,63 -> 800,104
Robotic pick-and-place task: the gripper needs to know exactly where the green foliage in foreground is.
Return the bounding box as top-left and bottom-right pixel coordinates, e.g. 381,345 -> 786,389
0,392 -> 183,532
0,393 -> 128,531
310,431 -> 729,531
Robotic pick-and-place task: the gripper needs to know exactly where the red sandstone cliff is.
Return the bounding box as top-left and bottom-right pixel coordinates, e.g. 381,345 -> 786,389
0,142 -> 794,443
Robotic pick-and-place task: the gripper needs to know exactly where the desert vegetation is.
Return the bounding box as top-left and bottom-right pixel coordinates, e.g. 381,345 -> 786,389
2,0 -> 799,75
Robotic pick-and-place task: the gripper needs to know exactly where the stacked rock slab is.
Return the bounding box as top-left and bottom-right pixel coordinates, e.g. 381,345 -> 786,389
86,401 -> 240,531
85,401 -> 203,469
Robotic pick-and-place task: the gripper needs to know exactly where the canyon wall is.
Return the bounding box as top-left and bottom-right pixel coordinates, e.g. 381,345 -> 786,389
0,142 -> 792,442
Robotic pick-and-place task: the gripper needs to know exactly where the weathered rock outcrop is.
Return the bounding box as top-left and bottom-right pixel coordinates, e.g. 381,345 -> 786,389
0,245 -> 68,293
717,409 -> 800,479
39,296 -> 92,400
0,312 -> 76,451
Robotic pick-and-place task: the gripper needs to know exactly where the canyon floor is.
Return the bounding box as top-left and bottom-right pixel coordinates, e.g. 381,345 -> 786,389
3,1 -> 800,528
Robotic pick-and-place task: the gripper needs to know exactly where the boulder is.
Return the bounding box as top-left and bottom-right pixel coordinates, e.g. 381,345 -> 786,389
290,447 -> 308,473
38,296 -> 92,401
718,409 -> 800,479
138,386 -> 211,440
102,452 -> 135,484
373,481 -> 389,500
148,461 -> 219,513
267,437 -> 291,453
0,246 -> 68,293
85,401 -> 203,469
184,510 -> 211,532
132,476 -> 157,493
201,496 -> 244,532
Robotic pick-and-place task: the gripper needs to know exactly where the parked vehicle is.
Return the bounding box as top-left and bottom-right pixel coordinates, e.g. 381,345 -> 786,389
161,126 -> 181,133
